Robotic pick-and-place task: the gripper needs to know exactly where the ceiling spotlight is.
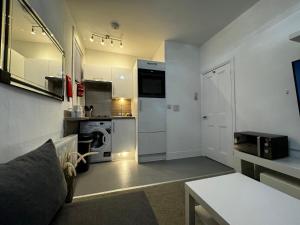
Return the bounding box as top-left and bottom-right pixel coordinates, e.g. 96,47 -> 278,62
31,27 -> 36,35
110,39 -> 114,46
90,35 -> 94,42
101,38 -> 105,45
120,41 -> 123,48
42,29 -> 46,35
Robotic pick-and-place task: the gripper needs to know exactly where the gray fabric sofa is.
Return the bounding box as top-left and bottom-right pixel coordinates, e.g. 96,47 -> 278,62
0,140 -> 158,225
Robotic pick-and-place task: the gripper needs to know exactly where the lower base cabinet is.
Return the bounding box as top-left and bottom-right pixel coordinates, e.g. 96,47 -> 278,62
112,119 -> 136,160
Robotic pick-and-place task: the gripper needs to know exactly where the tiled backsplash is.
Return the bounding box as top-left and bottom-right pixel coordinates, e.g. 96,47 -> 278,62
85,82 -> 112,117
112,99 -> 132,116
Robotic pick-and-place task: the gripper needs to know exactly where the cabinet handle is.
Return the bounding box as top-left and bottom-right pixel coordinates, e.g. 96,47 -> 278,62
112,121 -> 115,133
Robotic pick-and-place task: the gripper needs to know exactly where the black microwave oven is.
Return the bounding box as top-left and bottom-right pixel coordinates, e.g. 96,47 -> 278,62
138,68 -> 165,98
234,131 -> 288,160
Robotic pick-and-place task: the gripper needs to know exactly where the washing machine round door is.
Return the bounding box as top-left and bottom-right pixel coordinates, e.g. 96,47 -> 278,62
90,128 -> 110,149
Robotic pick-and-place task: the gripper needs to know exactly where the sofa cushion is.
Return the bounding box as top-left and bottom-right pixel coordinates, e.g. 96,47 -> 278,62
0,139 -> 67,225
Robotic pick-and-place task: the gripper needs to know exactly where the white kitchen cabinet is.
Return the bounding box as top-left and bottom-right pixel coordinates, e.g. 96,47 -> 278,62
111,67 -> 133,98
24,59 -> 49,88
10,49 -> 25,78
48,60 -> 62,77
83,64 -> 111,81
112,119 -> 136,155
138,132 -> 166,155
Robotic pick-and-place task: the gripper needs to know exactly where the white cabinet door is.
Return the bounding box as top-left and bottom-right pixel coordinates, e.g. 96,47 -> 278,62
138,98 -> 166,132
112,119 -> 136,154
48,60 -> 62,77
138,132 -> 166,155
111,67 -> 133,98
10,49 -> 25,78
24,59 -> 49,88
84,64 -> 111,81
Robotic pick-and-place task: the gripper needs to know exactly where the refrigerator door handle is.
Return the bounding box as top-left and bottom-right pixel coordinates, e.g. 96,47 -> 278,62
139,100 -> 142,112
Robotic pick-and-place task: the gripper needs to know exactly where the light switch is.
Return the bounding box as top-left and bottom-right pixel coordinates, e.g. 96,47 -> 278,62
173,105 -> 180,112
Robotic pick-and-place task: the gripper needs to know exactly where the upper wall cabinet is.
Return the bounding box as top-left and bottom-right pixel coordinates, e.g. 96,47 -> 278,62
112,67 -> 133,99
83,64 -> 111,81
83,64 -> 133,99
0,0 -> 65,100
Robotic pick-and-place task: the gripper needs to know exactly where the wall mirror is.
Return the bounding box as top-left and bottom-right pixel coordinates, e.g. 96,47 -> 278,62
0,0 -> 64,100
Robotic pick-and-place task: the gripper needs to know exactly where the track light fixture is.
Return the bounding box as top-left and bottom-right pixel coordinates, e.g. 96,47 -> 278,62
31,27 -> 36,35
89,33 -> 123,48
90,35 -> 94,42
31,25 -> 47,36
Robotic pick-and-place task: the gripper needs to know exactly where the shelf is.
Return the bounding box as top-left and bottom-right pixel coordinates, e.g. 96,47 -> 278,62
289,31 -> 300,43
234,150 -> 300,179
45,76 -> 63,83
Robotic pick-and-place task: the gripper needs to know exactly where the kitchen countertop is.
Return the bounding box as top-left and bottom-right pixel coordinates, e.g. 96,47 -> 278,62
112,116 -> 135,120
64,116 -> 135,121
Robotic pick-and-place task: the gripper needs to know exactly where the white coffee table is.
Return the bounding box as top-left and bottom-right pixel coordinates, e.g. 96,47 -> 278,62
185,173 -> 300,225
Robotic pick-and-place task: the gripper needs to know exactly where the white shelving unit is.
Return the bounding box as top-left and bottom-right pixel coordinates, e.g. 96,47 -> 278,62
234,150 -> 300,179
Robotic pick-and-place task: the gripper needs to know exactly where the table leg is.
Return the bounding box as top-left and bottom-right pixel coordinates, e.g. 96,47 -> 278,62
185,189 -> 195,225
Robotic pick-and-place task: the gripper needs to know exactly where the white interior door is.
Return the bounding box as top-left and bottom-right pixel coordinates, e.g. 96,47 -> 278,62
201,63 -> 234,167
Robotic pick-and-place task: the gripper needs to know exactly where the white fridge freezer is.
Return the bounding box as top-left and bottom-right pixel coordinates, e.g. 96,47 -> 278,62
138,98 -> 166,132
138,98 -> 167,158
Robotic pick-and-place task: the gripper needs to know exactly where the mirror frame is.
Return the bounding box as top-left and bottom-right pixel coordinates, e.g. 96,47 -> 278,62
0,0 -> 65,101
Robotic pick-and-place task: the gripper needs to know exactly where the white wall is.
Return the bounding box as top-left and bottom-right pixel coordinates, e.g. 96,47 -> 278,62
199,0 -> 300,157
0,0 -> 80,162
165,41 -> 202,160
84,49 -> 140,69
152,42 -> 165,62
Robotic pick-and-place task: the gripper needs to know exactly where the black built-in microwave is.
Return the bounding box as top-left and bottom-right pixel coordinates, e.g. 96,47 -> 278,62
138,69 -> 165,98
234,131 -> 288,160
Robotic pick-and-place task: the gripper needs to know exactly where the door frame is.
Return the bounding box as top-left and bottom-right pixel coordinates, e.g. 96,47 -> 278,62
200,58 -> 236,166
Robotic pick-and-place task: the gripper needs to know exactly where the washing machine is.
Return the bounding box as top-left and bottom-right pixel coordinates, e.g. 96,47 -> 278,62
79,120 -> 112,163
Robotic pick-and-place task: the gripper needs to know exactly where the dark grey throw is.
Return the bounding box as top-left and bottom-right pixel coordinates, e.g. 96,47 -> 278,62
0,139 -> 67,225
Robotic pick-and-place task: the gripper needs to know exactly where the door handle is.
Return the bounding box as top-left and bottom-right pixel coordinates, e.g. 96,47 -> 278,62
202,116 -> 208,119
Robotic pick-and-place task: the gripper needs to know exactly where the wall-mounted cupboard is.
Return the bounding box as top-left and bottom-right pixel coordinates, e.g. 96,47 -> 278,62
84,64 -> 133,99
83,64 -> 111,81
111,67 -> 132,99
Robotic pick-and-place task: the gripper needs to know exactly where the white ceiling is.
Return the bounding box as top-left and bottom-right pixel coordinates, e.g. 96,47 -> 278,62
66,0 -> 258,58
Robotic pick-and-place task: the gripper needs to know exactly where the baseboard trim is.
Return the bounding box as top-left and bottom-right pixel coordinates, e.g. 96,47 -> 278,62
166,150 -> 203,160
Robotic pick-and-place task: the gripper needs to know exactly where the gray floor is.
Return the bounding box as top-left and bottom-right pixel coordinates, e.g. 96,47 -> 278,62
74,156 -> 234,196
